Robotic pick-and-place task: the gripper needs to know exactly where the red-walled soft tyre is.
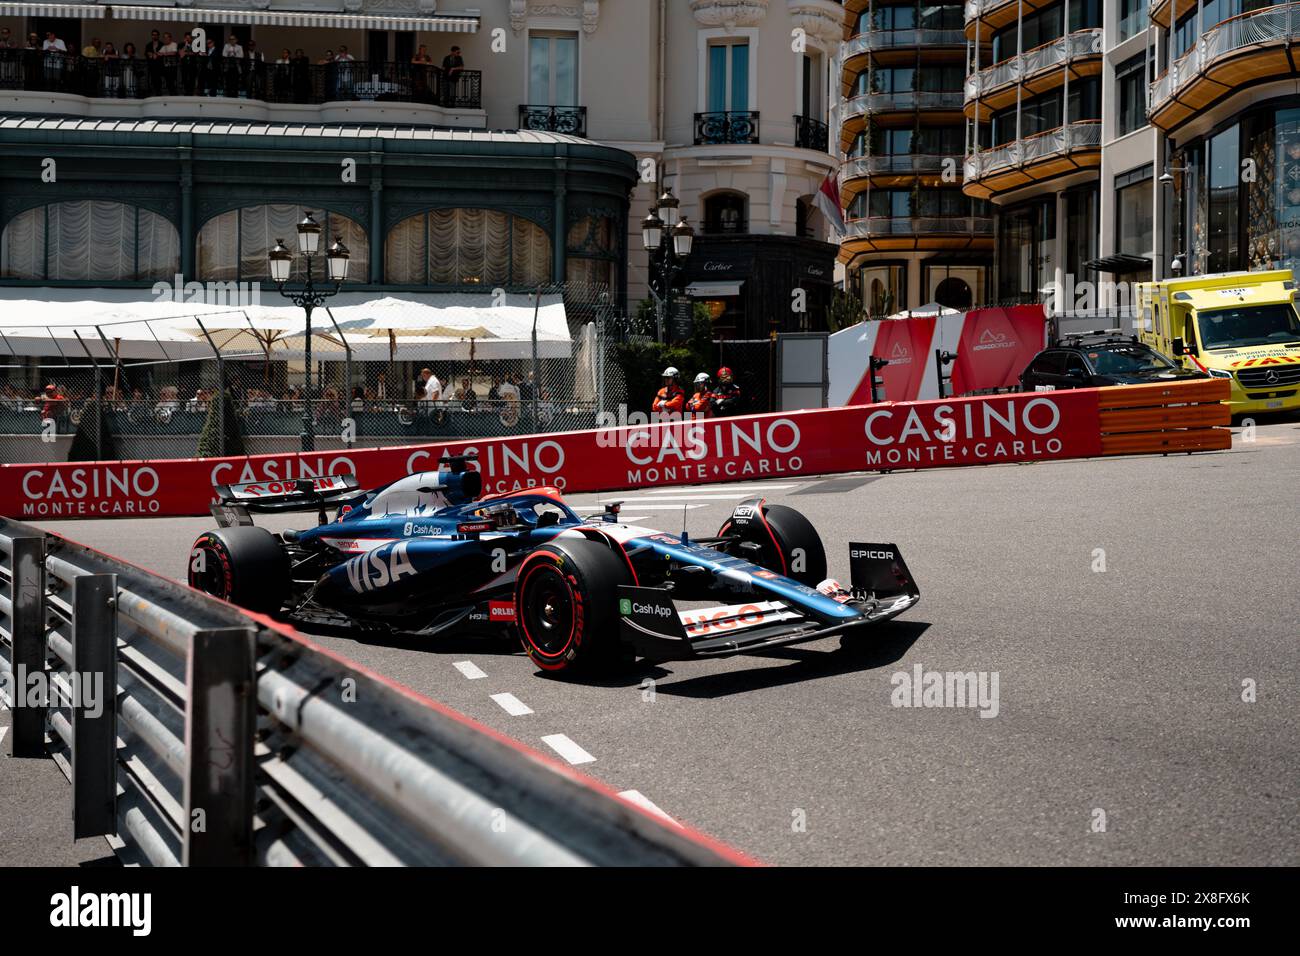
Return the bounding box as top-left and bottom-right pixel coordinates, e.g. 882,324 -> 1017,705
515,538 -> 631,674
188,526 -> 290,615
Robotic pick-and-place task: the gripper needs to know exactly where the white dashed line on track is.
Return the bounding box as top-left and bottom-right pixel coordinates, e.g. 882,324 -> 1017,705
489,692 -> 533,716
541,733 -> 595,765
617,789 -> 680,826
452,661 -> 487,680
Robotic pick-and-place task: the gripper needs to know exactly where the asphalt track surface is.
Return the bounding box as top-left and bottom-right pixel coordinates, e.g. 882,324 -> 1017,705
6,419 -> 1299,866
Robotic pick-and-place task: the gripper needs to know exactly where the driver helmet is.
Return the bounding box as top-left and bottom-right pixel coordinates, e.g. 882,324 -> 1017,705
717,366 -> 733,383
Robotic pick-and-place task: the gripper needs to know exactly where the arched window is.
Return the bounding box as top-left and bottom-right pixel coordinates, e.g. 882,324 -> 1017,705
384,208 -> 552,286
197,205 -> 368,283
703,192 -> 748,235
1,201 -> 179,280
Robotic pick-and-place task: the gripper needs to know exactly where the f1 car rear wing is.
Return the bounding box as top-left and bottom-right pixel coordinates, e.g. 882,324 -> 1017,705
210,474 -> 362,526
618,542 -> 919,661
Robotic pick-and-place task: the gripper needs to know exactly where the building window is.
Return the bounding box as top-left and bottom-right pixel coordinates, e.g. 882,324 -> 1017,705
997,199 -> 1055,302
528,33 -> 578,106
707,39 -> 749,113
1115,164 -> 1154,259
925,264 -> 986,309
197,205 -> 367,283
1065,185 -> 1099,280
384,208 -> 551,286
857,263 -> 906,316
1,200 -> 179,281
1119,0 -> 1149,41
1116,53 -> 1149,137
703,192 -> 748,234
1206,124 -> 1240,273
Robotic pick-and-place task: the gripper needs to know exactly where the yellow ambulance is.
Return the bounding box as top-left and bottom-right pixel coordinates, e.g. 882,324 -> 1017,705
1136,270 -> 1300,414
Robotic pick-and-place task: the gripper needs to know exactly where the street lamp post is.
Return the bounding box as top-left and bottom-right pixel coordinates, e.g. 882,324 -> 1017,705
268,211 -> 350,451
641,186 -> 696,343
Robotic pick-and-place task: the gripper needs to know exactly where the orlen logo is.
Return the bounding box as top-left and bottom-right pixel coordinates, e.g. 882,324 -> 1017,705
489,601 -> 516,621
973,328 -> 1018,351
852,549 -> 895,559
344,541 -> 417,593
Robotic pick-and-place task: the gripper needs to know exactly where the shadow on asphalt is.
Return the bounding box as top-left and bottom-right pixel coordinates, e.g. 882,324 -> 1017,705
639,619 -> 931,699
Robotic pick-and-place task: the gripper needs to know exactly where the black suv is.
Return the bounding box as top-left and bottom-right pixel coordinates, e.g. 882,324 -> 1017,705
1019,332 -> 1205,391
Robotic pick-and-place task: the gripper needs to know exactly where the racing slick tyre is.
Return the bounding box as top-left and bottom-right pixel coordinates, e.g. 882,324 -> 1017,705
514,538 -> 632,675
188,526 -> 291,615
719,503 -> 827,588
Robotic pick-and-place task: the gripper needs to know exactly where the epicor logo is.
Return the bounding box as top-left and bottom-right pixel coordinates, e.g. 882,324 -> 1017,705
344,541 -> 417,593
851,549 -> 895,559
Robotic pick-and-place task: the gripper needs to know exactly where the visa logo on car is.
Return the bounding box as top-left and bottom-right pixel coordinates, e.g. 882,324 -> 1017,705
345,541 -> 417,593
851,549 -> 895,559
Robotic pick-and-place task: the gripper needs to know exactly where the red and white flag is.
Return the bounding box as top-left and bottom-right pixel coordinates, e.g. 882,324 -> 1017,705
815,167 -> 845,237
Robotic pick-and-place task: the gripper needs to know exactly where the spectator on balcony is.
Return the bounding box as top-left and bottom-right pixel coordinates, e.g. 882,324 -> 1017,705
246,40 -> 265,99
441,45 -> 464,106
273,48 -> 291,98
334,45 -> 354,97
81,37 -> 102,58
159,32 -> 179,94
42,31 -> 66,54
79,37 -> 103,97
144,30 -> 162,94
291,48 -> 310,103
101,42 -> 120,96
0,28 -> 19,87
418,367 -> 442,404
178,33 -> 197,95
118,43 -> 140,97
318,48 -> 336,99
222,34 -> 243,97
204,37 -> 221,96
411,44 -> 434,102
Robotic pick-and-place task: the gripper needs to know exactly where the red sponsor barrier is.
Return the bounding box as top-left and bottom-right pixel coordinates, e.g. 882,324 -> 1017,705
949,306 -> 1047,396
0,388 -> 1105,520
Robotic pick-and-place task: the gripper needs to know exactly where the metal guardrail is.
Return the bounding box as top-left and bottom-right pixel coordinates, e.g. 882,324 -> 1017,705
964,119 -> 1101,181
0,516 -> 745,867
964,29 -> 1103,102
1151,3 -> 1300,111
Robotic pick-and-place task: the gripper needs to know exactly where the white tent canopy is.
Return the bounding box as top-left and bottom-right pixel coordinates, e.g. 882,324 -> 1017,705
885,302 -> 962,321
0,288 -> 572,363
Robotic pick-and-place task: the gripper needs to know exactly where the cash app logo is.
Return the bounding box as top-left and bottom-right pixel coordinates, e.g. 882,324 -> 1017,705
619,598 -> 632,615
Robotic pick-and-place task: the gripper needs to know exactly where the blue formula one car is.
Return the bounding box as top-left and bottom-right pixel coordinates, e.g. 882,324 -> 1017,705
187,454 -> 920,675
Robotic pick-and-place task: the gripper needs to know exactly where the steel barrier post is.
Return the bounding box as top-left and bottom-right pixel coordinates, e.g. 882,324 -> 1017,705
182,626 -> 257,865
70,572 -> 117,839
8,536 -> 46,757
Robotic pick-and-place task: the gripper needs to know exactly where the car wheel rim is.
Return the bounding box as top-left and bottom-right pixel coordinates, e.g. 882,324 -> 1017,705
523,567 -> 575,656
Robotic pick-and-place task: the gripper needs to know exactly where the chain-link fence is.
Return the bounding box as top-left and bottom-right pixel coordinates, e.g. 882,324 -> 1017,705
0,282 -> 632,463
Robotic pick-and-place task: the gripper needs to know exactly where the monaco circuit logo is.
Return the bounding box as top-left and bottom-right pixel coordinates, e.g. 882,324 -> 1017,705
974,328 -> 1018,351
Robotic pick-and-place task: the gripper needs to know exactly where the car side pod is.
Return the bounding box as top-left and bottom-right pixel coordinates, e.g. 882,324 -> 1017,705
617,543 -> 920,662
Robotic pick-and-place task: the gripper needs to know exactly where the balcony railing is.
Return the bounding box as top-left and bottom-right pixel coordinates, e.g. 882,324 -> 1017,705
694,110 -> 760,145
794,114 -> 829,151
842,153 -> 956,178
963,119 -> 1101,180
518,104 -> 587,136
842,29 -> 968,58
964,29 -> 1102,102
844,215 -> 994,238
1151,3 -> 1300,112
0,50 -> 482,109
843,90 -> 964,120
964,0 -> 1019,24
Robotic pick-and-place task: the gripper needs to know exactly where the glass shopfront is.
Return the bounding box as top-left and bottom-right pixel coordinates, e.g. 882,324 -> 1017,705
1173,102 -> 1300,277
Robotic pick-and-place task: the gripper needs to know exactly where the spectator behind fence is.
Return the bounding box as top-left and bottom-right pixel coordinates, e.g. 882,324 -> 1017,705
458,378 -> 478,411
222,34 -> 243,97
43,31 -> 66,53
159,32 -> 179,94
418,367 -> 442,403
37,383 -> 66,421
205,37 -> 221,96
